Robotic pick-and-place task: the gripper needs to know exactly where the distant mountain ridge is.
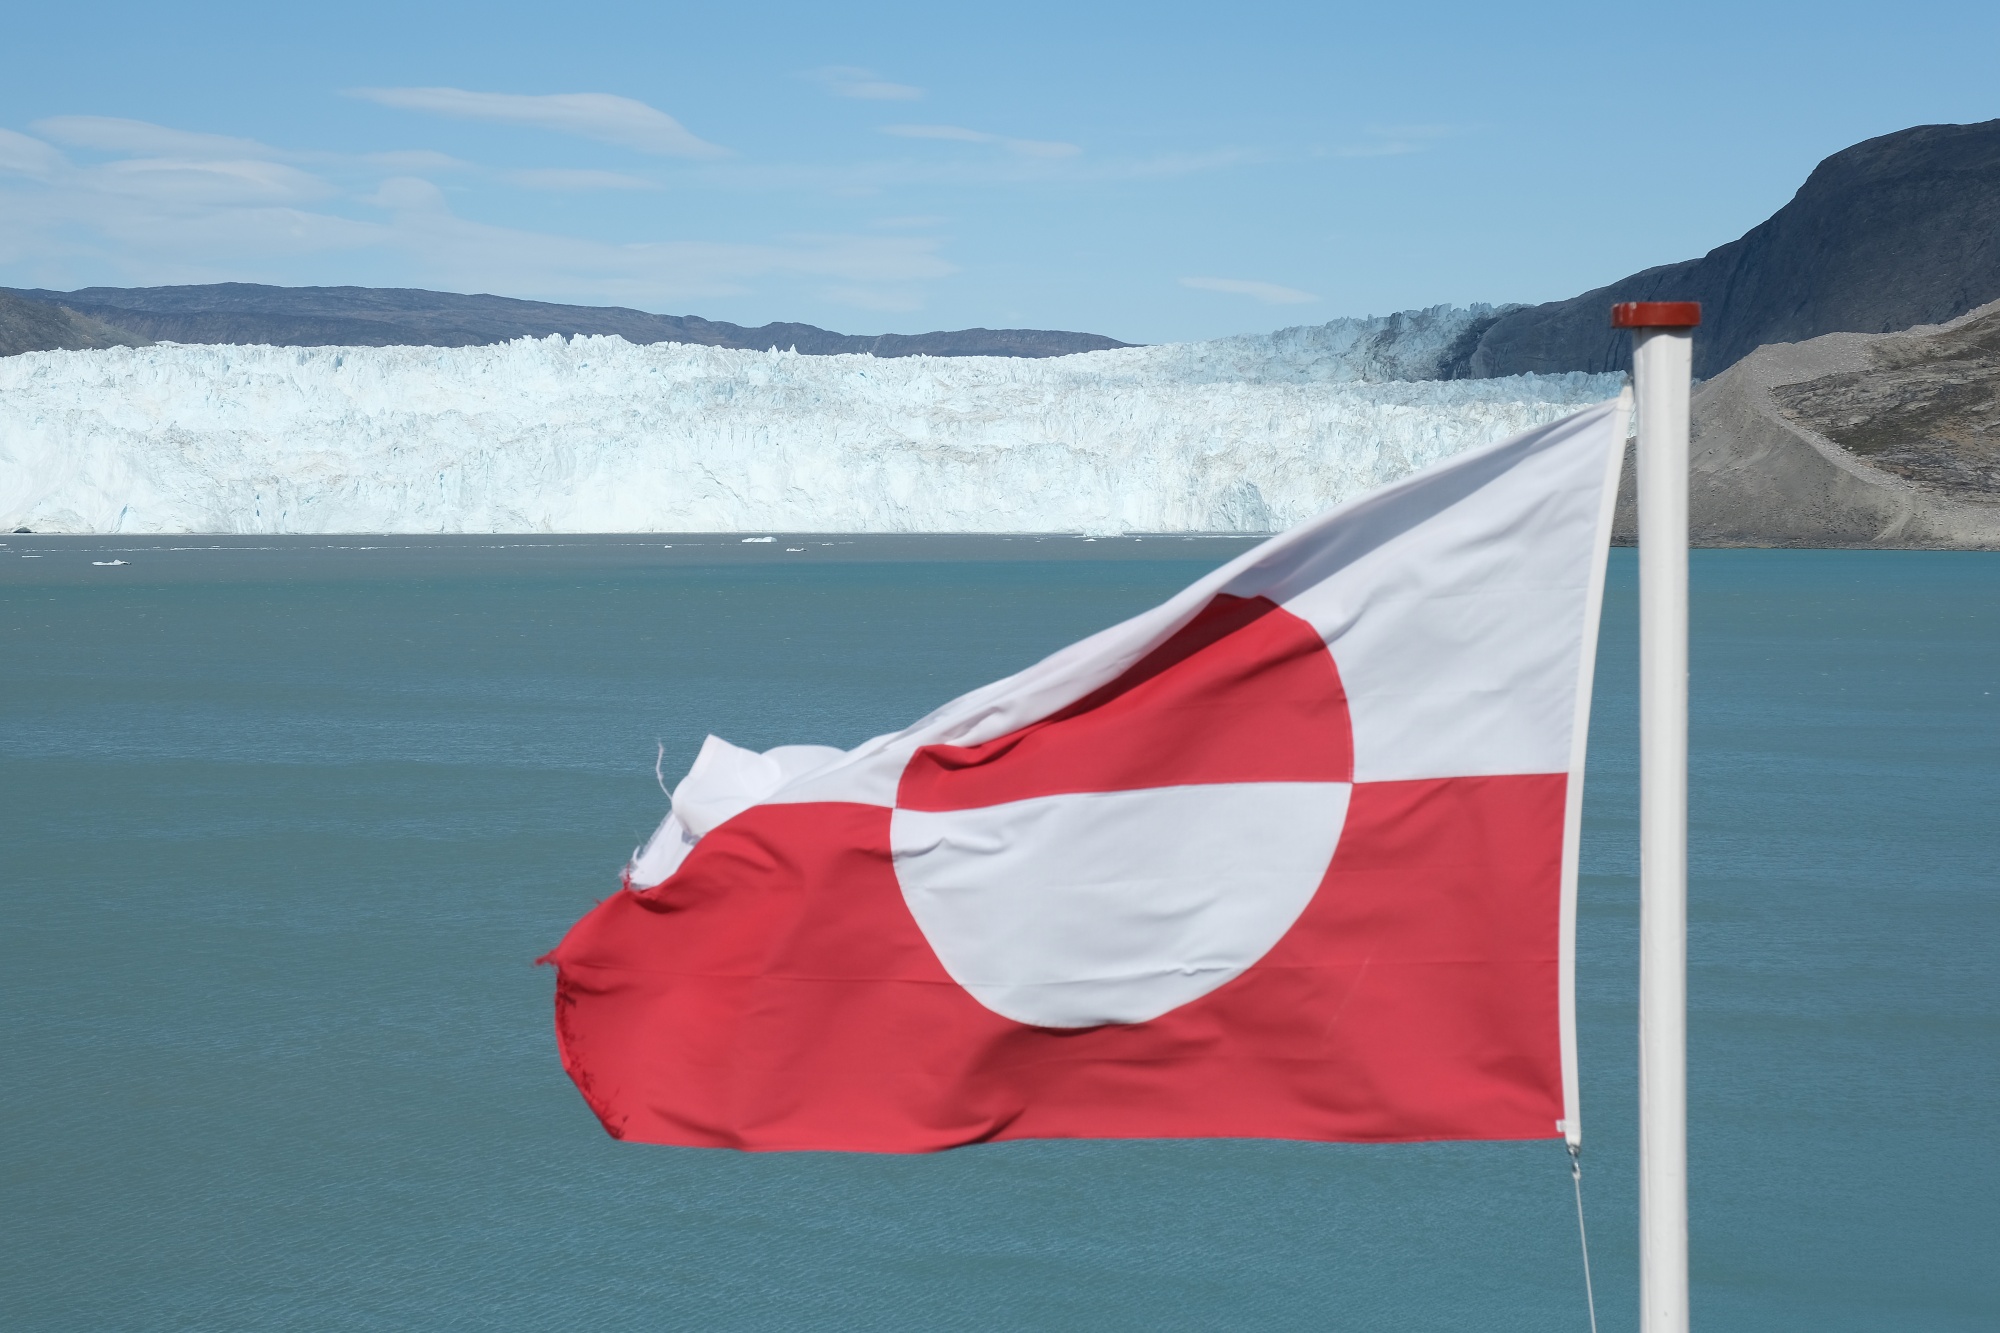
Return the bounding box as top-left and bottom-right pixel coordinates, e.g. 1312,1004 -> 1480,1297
0,283 -> 1132,359
1441,119 -> 2000,380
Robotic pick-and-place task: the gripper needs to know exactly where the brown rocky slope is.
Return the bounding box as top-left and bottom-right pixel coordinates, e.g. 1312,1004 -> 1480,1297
1612,298 -> 2000,548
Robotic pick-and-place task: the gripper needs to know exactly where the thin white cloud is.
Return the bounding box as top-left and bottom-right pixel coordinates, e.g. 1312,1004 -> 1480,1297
360,204 -> 954,303
677,143 -> 1241,196
1179,276 -> 1319,305
0,116 -> 951,309
30,118 -> 480,177
1327,141 -> 1421,159
820,284 -> 925,312
33,115 -> 281,159
501,168 -> 660,192
881,124 -> 1081,159
365,176 -> 451,212
883,124 -> 989,144
811,67 -> 923,101
0,169 -> 388,275
347,88 -> 728,159
0,129 -> 66,177
362,149 -> 472,172
1115,147 -> 1259,179
90,157 -> 337,207
1323,125 -> 1458,159
994,141 -> 1079,160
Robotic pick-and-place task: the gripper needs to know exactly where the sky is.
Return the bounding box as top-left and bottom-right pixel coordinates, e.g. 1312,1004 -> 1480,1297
2,0 -> 1996,344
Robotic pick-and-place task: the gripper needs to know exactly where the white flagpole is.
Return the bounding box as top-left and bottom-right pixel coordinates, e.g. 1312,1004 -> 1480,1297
1617,300 -> 1699,1333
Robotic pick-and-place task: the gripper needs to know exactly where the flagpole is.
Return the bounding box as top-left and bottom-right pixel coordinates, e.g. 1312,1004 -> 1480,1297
1616,300 -> 1699,1333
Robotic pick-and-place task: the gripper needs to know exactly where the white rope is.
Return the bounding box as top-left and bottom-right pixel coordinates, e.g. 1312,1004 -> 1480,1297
1568,1143 -> 1600,1333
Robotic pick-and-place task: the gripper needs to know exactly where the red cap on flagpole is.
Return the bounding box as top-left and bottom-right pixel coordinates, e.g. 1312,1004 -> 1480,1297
1611,301 -> 1701,328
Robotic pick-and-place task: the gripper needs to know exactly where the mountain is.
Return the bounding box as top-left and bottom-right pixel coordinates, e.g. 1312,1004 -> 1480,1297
1605,297 -> 2000,549
1442,119 -> 2000,380
0,289 -> 150,356
0,283 -> 1131,359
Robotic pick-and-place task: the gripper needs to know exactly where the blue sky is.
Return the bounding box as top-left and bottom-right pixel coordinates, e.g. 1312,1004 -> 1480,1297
2,0 -> 1995,343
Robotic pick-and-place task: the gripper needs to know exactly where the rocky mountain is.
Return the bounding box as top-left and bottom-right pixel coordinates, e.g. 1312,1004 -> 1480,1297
0,289 -> 150,356
1444,119 -> 2000,380
0,283 -> 1130,359
1609,297 -> 2000,548
1770,295 -> 2000,497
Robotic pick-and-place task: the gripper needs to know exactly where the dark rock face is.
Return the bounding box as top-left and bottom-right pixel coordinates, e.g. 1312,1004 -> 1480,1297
0,283 -> 1131,359
0,290 -> 149,356
1443,119 -> 2000,380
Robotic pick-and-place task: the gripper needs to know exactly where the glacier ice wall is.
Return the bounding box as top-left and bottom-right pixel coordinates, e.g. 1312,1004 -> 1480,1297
1143,304 -> 1507,385
0,328 -> 1622,535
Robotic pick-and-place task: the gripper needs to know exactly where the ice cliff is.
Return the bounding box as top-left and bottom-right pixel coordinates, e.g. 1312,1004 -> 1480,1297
0,318 -> 1623,534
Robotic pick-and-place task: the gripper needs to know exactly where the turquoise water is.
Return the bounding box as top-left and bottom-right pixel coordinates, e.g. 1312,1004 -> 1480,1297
3,537 -> 1995,1331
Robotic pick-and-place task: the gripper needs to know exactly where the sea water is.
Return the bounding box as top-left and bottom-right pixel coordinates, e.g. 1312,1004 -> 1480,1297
2,538 -> 1994,1331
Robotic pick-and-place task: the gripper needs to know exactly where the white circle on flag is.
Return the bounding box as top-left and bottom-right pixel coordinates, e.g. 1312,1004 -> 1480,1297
891,781 -> 1351,1028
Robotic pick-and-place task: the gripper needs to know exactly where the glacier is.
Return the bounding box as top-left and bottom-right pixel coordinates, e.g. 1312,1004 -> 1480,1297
0,311 -> 1623,535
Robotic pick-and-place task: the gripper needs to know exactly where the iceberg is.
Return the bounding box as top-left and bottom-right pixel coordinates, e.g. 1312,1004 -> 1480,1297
0,317 -> 1622,535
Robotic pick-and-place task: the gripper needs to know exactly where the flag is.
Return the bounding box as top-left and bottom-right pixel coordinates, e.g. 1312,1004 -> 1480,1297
544,396 -> 1628,1152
